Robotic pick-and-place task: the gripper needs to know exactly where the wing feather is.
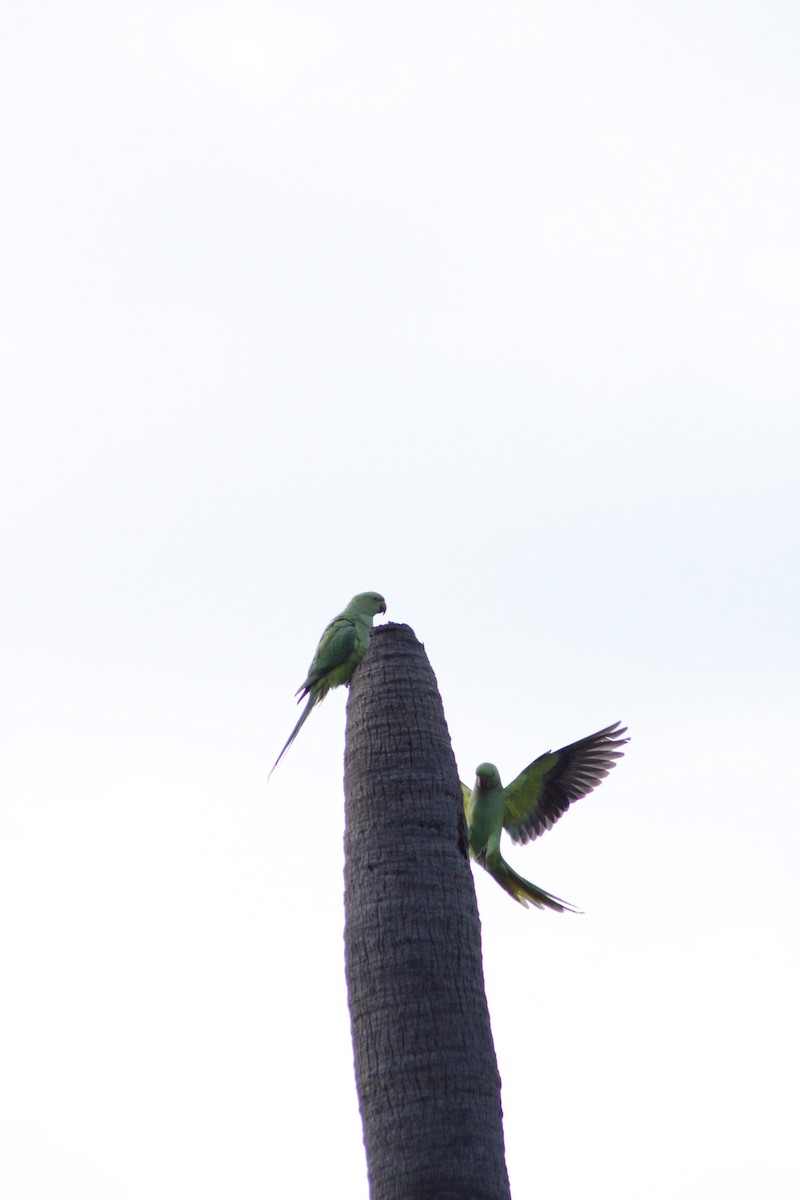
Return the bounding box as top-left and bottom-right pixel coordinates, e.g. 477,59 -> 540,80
298,617 -> 358,692
502,721 -> 628,845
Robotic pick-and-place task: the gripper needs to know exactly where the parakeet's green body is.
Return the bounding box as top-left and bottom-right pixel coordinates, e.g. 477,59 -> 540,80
462,721 -> 628,912
269,591 -> 386,776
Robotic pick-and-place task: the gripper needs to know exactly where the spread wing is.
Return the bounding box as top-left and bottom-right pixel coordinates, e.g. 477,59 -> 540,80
502,721 -> 628,845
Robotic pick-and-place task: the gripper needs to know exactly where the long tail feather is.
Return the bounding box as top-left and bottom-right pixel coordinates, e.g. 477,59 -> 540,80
268,695 -> 316,779
492,858 -> 582,914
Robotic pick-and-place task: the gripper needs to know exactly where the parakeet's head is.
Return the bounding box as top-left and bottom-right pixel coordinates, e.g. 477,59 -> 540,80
475,763 -> 502,790
351,591 -> 387,616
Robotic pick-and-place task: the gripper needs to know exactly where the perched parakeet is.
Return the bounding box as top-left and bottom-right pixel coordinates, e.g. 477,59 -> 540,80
269,591 -> 387,777
462,721 -> 628,912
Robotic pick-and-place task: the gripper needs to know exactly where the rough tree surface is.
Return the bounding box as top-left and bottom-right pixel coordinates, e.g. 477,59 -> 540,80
344,622 -> 511,1200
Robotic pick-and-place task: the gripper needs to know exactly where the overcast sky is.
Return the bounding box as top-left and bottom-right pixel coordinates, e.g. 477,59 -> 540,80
2,2 -> 799,1197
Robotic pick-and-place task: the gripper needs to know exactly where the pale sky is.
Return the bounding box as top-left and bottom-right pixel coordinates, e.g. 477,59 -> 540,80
2,2 -> 799,1197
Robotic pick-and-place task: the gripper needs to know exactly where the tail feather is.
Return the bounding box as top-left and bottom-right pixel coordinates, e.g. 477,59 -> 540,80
491,857 -> 582,914
268,694 -> 316,779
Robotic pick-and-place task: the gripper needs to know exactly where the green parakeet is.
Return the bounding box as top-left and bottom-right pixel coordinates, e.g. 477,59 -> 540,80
462,721 -> 628,912
269,591 -> 387,777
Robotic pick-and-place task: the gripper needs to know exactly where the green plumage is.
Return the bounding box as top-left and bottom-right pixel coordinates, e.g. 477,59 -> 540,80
269,591 -> 386,777
462,721 -> 628,912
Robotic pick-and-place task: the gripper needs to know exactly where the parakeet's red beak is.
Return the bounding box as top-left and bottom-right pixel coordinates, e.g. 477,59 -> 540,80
380,601 -> 387,614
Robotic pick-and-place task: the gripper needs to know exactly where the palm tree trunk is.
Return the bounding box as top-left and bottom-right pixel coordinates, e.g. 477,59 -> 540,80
344,622 -> 511,1200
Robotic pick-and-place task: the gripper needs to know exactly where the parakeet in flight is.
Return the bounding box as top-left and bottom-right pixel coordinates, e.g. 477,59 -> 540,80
462,721 -> 628,912
269,591 -> 387,777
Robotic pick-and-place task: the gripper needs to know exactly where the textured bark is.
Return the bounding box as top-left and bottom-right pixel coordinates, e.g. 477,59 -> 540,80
344,623 -> 511,1200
